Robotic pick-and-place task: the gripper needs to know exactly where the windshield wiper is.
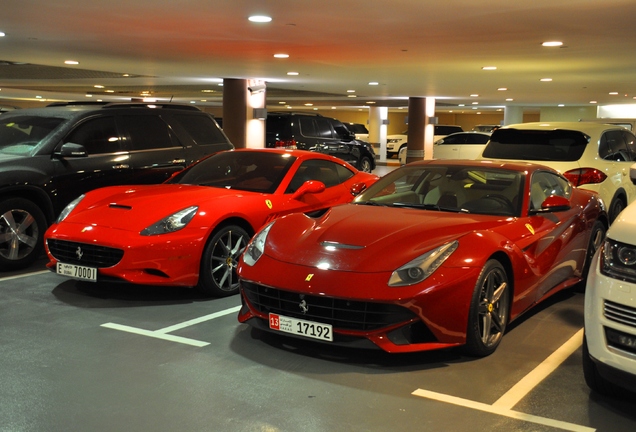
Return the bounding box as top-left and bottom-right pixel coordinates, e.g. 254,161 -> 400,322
391,202 -> 470,213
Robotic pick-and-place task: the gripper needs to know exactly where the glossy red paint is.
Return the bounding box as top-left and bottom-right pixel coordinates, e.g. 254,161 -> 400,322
238,160 -> 606,355
44,149 -> 378,294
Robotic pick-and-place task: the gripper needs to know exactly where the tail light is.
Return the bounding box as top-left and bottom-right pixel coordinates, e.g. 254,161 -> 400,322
275,139 -> 297,149
563,168 -> 607,186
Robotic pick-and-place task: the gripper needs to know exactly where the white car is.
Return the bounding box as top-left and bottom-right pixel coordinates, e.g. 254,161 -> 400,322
386,125 -> 463,158
583,164 -> 636,396
481,122 -> 636,223
433,131 -> 491,160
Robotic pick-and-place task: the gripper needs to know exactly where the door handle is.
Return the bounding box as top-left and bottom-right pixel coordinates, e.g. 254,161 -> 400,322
112,164 -> 130,169
172,159 -> 186,164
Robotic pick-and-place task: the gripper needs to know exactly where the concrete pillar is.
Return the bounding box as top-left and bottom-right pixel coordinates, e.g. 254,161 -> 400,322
503,106 -> 524,126
406,97 -> 436,163
368,106 -> 388,163
222,78 -> 267,148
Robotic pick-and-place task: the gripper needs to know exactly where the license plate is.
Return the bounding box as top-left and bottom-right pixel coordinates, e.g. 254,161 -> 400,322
56,262 -> 97,282
269,313 -> 333,342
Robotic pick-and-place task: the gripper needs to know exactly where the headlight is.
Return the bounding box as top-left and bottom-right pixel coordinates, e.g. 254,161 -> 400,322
388,241 -> 458,287
601,239 -> 636,283
140,206 -> 198,236
242,221 -> 275,266
56,194 -> 85,223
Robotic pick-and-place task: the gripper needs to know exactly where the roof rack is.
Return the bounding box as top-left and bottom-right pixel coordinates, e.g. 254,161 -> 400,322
45,101 -> 201,111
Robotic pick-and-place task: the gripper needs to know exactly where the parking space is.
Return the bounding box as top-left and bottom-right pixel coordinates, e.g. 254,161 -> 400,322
1,264 -> 635,432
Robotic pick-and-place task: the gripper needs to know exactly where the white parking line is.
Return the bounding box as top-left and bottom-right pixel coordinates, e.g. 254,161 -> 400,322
101,305 -> 242,347
0,270 -> 49,281
412,328 -> 593,431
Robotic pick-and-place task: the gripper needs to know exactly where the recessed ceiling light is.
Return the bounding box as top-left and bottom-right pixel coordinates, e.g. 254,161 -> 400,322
304,103 -> 313,106
590,101 -> 598,104
470,94 -> 479,97
540,78 -> 553,82
498,88 -> 507,91
0,32 -> 5,37
506,98 -> 514,101
558,104 -> 565,107
482,66 -> 497,70
248,15 -> 272,23
287,72 -> 299,76
347,90 -> 356,93
274,53 -> 289,58
94,85 -> 104,89
609,92 -> 619,95
64,60 -> 79,65
542,41 -> 563,47
347,95 -> 357,98
368,82 -> 379,86
279,101 -> 286,104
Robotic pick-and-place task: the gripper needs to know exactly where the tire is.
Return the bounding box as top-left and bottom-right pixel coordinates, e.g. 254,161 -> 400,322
464,259 -> 510,357
197,225 -> 249,297
0,198 -> 47,270
577,220 -> 606,292
582,334 -> 628,398
608,197 -> 625,224
359,156 -> 373,173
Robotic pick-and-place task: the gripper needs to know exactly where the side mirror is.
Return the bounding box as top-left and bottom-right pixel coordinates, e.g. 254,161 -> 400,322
59,143 -> 88,157
292,180 -> 326,199
631,163 -> 636,185
531,195 -> 571,214
350,182 -> 367,196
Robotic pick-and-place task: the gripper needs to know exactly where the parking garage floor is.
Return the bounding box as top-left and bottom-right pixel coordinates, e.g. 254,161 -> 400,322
1,256 -> 635,432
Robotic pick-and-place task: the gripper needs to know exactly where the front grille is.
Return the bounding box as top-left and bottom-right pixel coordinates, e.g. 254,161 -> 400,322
47,239 -> 124,268
604,300 -> 636,329
241,281 -> 417,331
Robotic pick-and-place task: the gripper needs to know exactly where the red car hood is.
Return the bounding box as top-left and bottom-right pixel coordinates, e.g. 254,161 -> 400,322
66,184 -> 255,230
266,204 -> 509,272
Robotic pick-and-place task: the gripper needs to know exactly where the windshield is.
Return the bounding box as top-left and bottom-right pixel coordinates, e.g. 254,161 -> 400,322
168,151 -> 297,194
355,164 -> 524,217
483,128 -> 589,161
0,115 -> 65,155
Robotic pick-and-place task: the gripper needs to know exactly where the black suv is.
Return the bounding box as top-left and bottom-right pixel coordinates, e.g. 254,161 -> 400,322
0,102 -> 233,269
265,112 -> 376,172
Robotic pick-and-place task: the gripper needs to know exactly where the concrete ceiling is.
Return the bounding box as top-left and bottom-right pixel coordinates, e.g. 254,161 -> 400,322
1,0 -> 636,112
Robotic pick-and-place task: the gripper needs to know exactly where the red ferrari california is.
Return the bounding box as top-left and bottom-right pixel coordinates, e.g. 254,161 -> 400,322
44,149 -> 378,296
238,160 -> 607,356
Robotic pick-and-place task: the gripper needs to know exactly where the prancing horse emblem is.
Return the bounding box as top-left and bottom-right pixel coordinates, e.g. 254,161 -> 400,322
299,299 -> 309,314
76,246 -> 83,260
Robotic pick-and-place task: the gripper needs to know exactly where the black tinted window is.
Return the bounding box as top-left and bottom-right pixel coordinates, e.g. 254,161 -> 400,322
173,114 -> 227,145
170,151 -> 296,194
315,118 -> 334,139
483,129 -> 588,161
435,125 -> 463,135
121,115 -> 179,151
0,115 -> 64,155
286,159 -> 353,192
63,116 -> 121,155
299,117 -> 317,137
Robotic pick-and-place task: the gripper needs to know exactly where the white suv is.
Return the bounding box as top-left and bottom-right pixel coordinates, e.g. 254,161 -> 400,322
482,122 -> 636,223
386,125 -> 463,158
583,164 -> 636,396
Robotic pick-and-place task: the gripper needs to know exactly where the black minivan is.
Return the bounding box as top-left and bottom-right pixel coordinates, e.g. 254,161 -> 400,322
0,102 -> 233,270
266,112 -> 376,173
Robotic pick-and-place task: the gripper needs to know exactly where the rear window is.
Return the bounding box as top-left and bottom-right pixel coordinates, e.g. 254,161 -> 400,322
435,125 -> 463,135
482,129 -> 589,162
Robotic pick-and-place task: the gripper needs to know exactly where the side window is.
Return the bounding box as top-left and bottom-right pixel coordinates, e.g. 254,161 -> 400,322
332,121 -> 351,140
599,130 -> 629,161
285,159 -> 349,193
121,115 -> 180,151
172,114 -> 228,145
623,131 -> 636,161
315,118 -> 334,139
530,171 -> 571,210
63,116 -> 121,155
298,117 -> 317,137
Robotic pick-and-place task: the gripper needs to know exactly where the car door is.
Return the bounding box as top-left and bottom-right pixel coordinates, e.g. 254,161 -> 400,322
50,115 -> 134,214
517,171 -> 584,301
597,129 -> 636,214
120,114 -> 190,184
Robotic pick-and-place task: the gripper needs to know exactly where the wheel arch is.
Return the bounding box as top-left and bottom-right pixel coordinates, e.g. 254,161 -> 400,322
488,250 -> 514,320
0,187 -> 55,224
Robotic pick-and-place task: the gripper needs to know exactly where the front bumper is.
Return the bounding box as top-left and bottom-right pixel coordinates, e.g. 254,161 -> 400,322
237,253 -> 481,353
45,223 -> 206,287
584,250 -> 636,391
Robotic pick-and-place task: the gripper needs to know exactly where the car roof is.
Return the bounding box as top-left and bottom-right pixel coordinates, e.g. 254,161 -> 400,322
230,147 -> 357,163
406,158 -> 554,174
500,121 -> 629,135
